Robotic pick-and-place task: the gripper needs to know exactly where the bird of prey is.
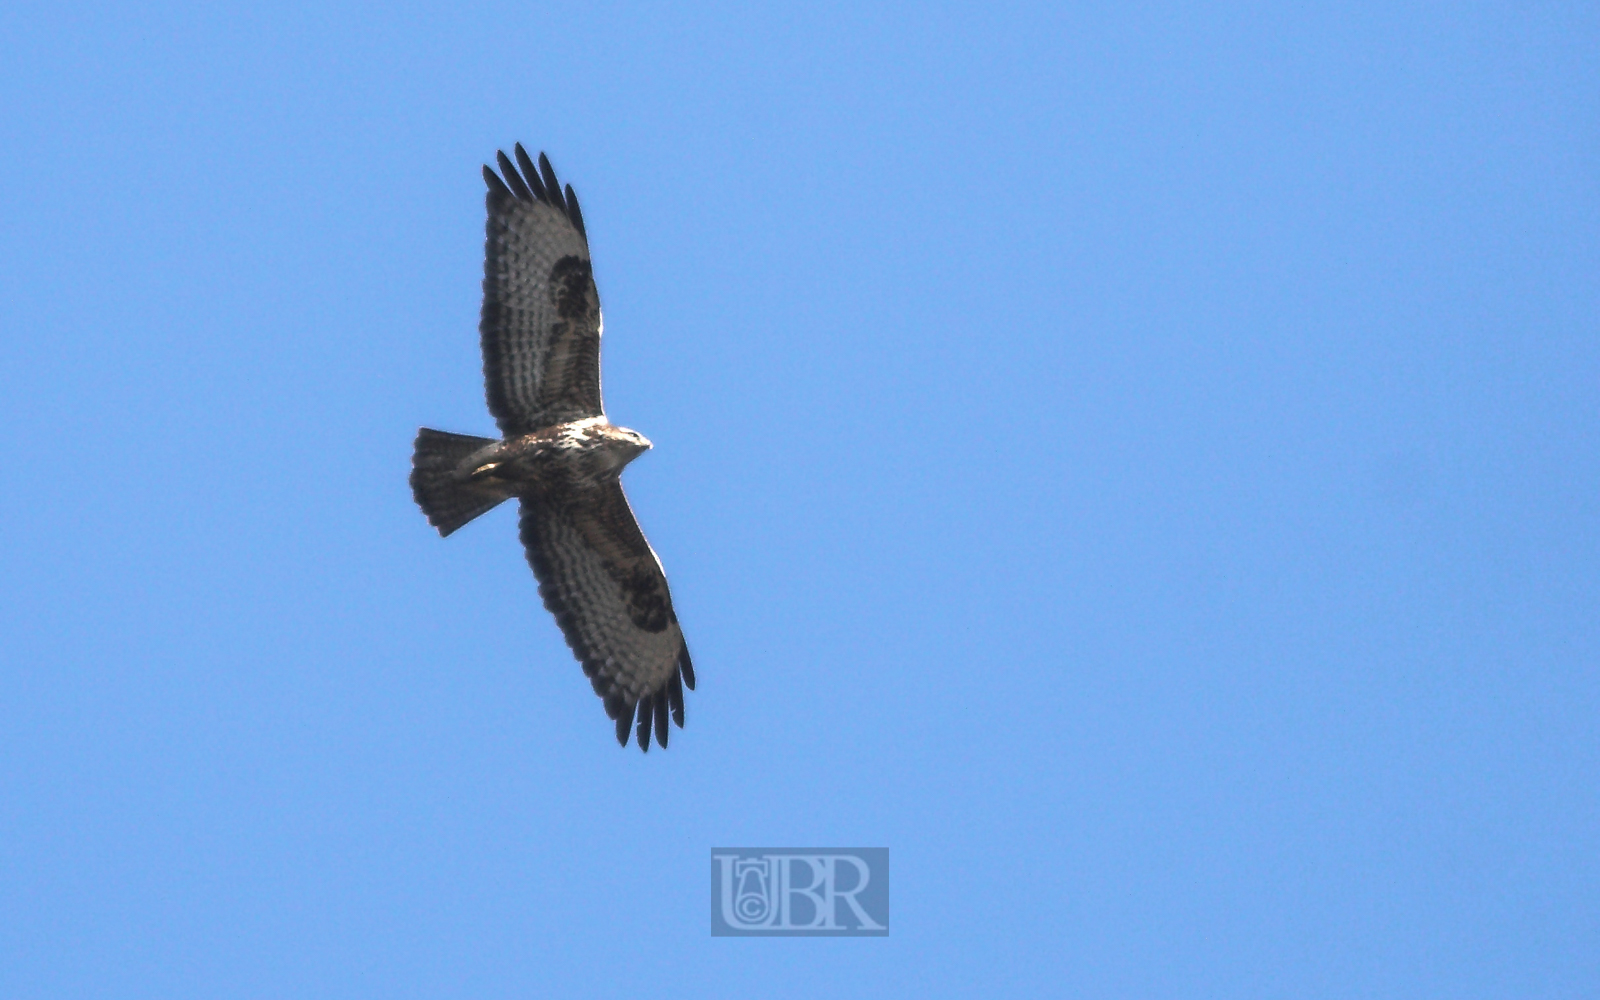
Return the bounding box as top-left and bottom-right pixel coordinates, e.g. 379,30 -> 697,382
411,145 -> 693,752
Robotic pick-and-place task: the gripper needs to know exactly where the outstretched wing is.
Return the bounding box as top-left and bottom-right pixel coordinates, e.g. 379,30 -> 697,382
518,484 -> 695,751
481,145 -> 603,435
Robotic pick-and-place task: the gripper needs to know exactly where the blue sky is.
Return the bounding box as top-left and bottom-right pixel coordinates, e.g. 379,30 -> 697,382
2,1 -> 1596,996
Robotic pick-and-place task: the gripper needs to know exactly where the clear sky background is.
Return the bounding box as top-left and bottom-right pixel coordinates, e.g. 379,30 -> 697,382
2,2 -> 1596,996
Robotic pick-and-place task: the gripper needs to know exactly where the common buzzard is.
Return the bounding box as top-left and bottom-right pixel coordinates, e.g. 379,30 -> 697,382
411,145 -> 693,752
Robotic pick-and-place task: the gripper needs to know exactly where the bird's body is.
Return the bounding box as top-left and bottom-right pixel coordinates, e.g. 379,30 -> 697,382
457,418 -> 652,499
411,146 -> 693,752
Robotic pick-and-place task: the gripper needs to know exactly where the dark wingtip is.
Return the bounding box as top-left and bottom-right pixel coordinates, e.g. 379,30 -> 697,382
653,694 -> 669,748
496,150 -> 533,201
483,164 -> 512,199
565,184 -> 586,238
636,694 -> 653,751
615,702 -> 632,747
493,145 -> 583,235
513,144 -> 547,201
679,646 -> 696,691
667,670 -> 685,728
538,152 -> 566,213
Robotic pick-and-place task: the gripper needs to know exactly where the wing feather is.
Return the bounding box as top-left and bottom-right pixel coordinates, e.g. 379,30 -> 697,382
481,149 -> 602,434
538,152 -> 566,214
514,144 -> 548,201
496,150 -> 535,202
637,693 -> 655,751
518,484 -> 692,748
652,693 -> 669,749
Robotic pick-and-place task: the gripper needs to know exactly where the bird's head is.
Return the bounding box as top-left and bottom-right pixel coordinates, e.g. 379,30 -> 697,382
602,424 -> 653,472
617,426 -> 652,456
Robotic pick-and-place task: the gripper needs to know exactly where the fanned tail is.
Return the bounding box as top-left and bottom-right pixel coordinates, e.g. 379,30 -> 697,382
411,428 -> 507,536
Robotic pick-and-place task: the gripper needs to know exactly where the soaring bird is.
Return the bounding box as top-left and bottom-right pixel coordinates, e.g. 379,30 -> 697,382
411,145 -> 693,752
